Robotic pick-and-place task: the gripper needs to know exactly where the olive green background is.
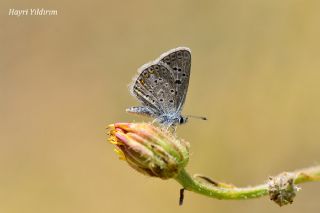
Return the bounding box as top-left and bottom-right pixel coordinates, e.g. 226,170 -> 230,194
1,0 -> 319,212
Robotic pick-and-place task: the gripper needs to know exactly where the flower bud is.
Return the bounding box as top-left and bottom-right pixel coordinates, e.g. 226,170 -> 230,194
107,123 -> 189,179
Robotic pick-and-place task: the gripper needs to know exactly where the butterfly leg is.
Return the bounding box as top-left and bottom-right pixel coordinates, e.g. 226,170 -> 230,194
167,124 -> 177,134
151,118 -> 158,124
157,121 -> 177,133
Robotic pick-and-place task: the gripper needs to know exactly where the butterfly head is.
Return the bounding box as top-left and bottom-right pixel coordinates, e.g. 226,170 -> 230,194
179,116 -> 188,125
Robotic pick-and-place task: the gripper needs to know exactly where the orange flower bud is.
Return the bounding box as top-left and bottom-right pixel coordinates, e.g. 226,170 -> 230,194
107,123 -> 189,179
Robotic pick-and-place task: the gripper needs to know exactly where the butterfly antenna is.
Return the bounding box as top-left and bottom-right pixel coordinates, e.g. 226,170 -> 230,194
186,115 -> 208,120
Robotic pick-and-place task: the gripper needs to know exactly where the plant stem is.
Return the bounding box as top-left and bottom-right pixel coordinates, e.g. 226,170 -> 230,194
175,166 -> 320,200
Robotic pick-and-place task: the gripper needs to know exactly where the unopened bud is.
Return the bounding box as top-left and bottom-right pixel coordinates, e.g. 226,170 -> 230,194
107,122 -> 189,179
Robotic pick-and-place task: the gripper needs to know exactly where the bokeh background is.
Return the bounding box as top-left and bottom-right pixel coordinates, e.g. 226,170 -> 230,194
1,0 -> 320,212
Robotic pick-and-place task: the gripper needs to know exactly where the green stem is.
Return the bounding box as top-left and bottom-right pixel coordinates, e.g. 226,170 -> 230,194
175,166 -> 320,200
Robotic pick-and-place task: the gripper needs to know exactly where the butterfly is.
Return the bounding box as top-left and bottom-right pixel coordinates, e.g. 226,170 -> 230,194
126,47 -> 204,127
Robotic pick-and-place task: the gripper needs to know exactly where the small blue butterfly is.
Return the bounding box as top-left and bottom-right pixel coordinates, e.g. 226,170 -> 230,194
127,47 -> 205,127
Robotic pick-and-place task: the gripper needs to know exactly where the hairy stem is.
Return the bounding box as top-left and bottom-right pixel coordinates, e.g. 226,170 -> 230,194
175,166 -> 320,200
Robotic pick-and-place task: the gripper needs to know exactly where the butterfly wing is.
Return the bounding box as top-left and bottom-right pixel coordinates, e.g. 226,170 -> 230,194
158,47 -> 191,113
127,63 -> 177,118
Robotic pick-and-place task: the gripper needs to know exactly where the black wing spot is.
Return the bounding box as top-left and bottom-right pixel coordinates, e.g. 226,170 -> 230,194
178,68 -> 182,72
154,80 -> 158,83
169,100 -> 173,103
170,89 -> 175,93
160,99 -> 163,102
182,73 -> 186,76
143,72 -> 149,77
175,80 -> 182,84
173,67 -> 177,71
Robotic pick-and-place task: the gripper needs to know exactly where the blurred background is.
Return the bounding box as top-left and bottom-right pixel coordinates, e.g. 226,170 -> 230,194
1,0 -> 320,212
